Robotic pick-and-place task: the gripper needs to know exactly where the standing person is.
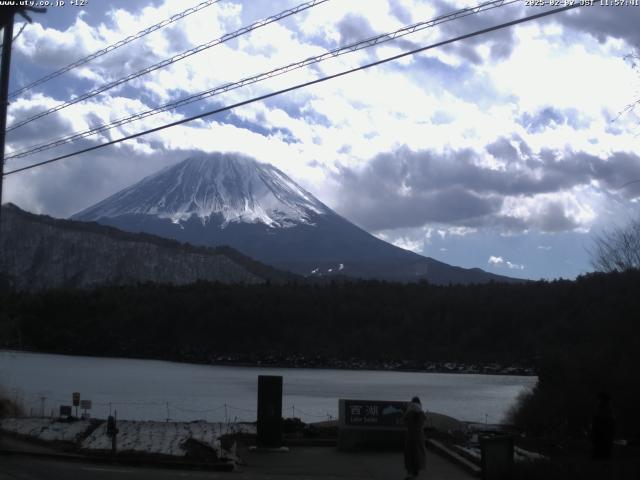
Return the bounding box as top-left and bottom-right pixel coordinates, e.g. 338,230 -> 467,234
403,396 -> 427,479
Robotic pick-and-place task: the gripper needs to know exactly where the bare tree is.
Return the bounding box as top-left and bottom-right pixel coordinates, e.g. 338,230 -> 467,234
618,50 -> 640,120
591,218 -> 640,272
592,51 -> 640,272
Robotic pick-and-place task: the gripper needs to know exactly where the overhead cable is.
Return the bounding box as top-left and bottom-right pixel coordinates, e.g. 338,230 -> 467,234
619,179 -> 640,189
6,0 -> 329,133
3,3 -> 583,177
7,0 -> 516,161
8,0 -> 222,99
0,22 -> 28,50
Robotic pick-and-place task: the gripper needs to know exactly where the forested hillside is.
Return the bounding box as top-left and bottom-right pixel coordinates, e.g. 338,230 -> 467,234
0,270 -> 636,366
1,270 -> 638,435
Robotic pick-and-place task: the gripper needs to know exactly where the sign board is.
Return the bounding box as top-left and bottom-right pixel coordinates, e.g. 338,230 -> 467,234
338,399 -> 409,451
343,400 -> 407,427
80,400 -> 92,410
59,405 -> 72,416
72,392 -> 80,407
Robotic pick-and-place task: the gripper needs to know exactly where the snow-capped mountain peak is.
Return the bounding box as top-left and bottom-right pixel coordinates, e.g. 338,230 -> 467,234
73,154 -> 329,228
72,152 -> 521,284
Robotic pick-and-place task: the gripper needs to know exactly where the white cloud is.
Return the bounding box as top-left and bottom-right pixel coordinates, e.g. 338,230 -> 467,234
4,0 -> 640,279
391,236 -> 423,253
488,255 -> 524,270
488,255 -> 504,265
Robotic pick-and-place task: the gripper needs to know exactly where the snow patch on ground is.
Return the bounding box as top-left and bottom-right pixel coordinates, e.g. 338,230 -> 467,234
82,420 -> 255,458
82,420 -> 208,456
514,446 -> 548,462
453,443 -> 549,464
1,417 -> 256,459
0,418 -> 91,442
82,420 -> 220,457
455,444 -> 481,461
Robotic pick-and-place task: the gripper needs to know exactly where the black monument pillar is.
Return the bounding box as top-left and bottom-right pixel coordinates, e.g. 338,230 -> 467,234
257,375 -> 283,447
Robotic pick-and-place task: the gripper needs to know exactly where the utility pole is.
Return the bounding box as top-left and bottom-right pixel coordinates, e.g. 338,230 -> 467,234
0,6 -> 45,227
0,11 -> 15,226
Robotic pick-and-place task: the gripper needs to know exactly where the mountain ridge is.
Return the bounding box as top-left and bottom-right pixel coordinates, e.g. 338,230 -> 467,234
0,203 -> 297,290
72,153 -> 521,285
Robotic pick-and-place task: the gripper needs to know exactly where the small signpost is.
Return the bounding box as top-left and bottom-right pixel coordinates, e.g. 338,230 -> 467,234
72,392 -> 80,417
80,399 -> 92,418
338,399 -> 408,450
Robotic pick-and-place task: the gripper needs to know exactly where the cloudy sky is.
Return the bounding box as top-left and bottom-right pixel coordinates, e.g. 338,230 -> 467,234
3,0 -> 640,279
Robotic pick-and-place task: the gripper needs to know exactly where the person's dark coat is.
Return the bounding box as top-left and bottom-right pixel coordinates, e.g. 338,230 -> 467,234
403,401 -> 426,475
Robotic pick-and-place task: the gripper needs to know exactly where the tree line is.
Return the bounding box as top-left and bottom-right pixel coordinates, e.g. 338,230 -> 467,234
0,269 -> 639,436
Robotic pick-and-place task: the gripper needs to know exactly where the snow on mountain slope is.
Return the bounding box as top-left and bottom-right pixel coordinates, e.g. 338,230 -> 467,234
73,154 -> 329,228
72,153 -> 521,284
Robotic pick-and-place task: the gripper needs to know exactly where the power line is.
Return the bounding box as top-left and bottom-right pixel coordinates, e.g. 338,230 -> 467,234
6,0 -> 517,161
7,0 -> 514,159
619,179 -> 640,189
6,0 -> 329,133
12,22 -> 27,42
0,21 -> 27,50
8,0 -> 222,99
3,3 -> 583,177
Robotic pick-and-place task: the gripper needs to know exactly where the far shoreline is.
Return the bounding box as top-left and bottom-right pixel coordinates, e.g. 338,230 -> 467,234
0,348 -> 537,377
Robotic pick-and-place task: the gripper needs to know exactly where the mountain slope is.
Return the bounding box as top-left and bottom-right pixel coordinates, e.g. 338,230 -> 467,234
0,203 -> 296,291
76,155 -> 329,228
73,153 -> 519,284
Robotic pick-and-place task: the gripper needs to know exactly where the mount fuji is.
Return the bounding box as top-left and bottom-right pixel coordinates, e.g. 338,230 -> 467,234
72,153 -> 517,284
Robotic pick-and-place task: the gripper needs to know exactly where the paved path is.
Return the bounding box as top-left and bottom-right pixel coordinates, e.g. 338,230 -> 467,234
0,446 -> 475,480
235,445 -> 475,479
0,434 -> 78,455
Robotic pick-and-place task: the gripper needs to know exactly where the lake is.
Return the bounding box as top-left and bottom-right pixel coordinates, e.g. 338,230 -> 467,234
0,350 -> 536,424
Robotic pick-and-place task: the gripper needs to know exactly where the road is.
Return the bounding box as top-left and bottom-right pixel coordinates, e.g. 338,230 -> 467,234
0,455 -> 232,480
0,446 -> 476,480
0,456 -> 230,480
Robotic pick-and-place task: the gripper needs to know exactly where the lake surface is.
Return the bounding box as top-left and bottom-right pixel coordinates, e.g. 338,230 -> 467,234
0,350 -> 536,424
